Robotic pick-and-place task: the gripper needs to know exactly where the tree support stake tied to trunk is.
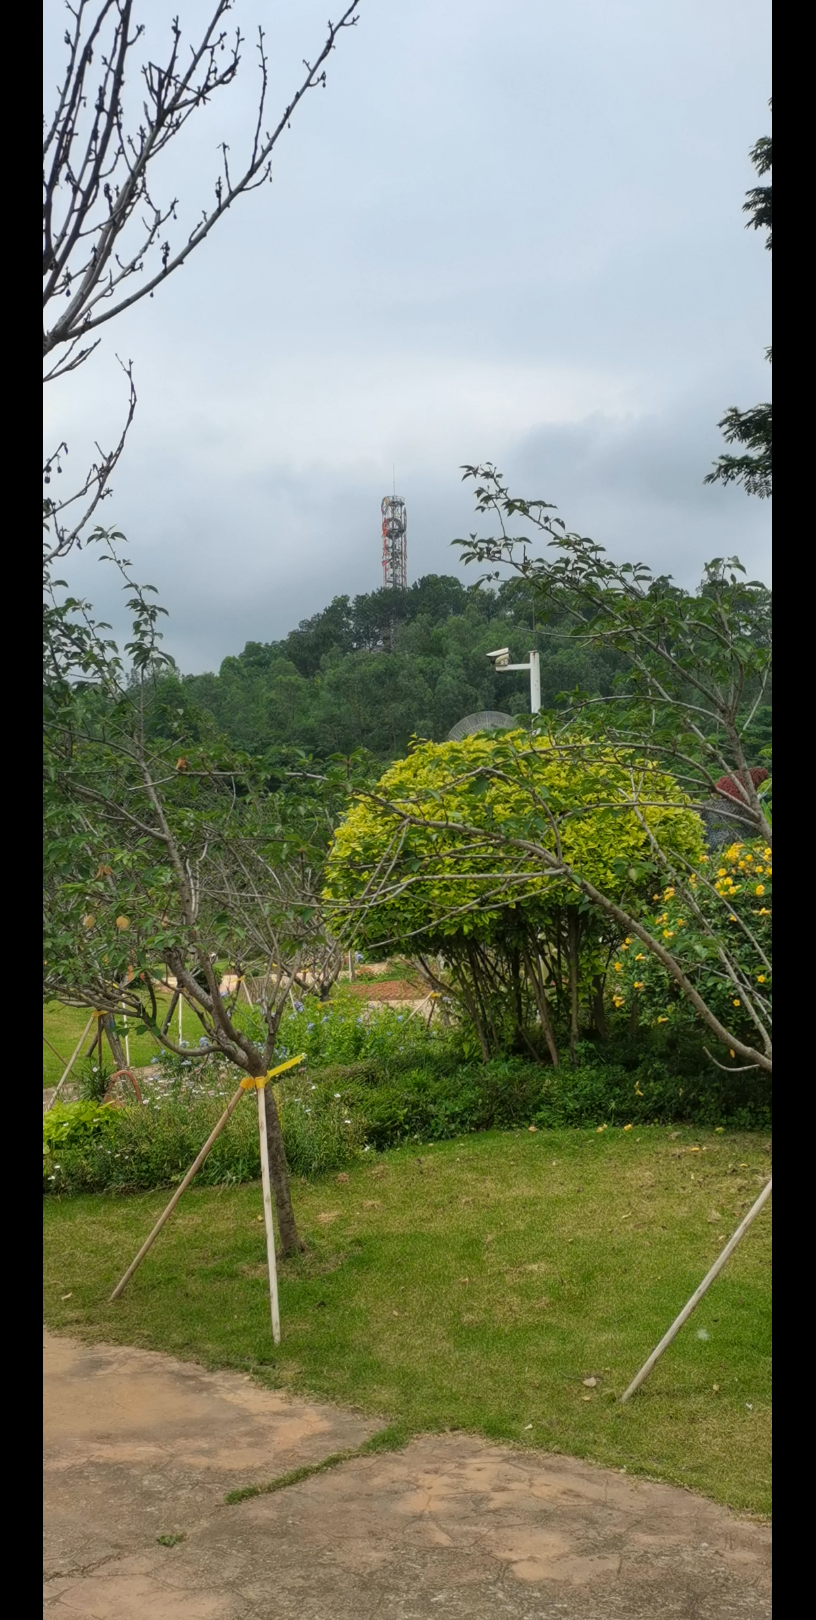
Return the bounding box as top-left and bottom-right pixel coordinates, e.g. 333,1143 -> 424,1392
109,1055 -> 306,1347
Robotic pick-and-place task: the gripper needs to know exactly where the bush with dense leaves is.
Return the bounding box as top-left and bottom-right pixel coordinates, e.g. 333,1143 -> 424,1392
44,1031 -> 770,1197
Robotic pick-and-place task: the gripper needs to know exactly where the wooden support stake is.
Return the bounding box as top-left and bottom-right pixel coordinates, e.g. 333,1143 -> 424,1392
43,1034 -> 68,1066
619,1176 -> 772,1403
47,1011 -> 96,1110
256,1082 -> 282,1345
109,1081 -> 247,1301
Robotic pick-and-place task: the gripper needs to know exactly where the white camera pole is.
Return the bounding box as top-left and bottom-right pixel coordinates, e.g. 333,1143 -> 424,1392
486,648 -> 541,715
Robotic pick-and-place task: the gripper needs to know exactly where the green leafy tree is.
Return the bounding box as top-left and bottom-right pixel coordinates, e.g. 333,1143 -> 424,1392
326,726 -> 770,1073
326,468 -> 774,1074
177,575 -> 626,761
325,730 -> 705,1064
43,589 -> 353,1253
455,466 -> 772,843
705,119 -> 772,498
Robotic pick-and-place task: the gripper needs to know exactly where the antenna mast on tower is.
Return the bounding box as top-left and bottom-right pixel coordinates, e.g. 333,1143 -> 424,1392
380,492 -> 407,589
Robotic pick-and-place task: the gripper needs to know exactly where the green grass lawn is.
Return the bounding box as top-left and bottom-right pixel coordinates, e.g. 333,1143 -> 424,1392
43,1124 -> 771,1514
43,993 -> 190,1087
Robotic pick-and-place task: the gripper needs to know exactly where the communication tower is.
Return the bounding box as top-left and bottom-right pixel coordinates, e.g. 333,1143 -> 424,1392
381,495 -> 407,589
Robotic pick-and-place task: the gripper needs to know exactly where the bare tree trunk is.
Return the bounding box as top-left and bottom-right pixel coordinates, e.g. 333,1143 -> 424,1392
566,910 -> 580,1063
522,946 -> 560,1067
510,946 -> 524,1037
457,975 -> 491,1062
467,941 -> 498,1056
592,974 -> 608,1041
103,1013 -> 126,1070
415,956 -> 453,1025
555,910 -> 565,1016
161,989 -> 180,1037
263,1087 -> 304,1257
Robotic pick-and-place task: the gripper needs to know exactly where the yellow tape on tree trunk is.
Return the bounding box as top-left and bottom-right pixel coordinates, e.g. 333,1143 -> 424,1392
240,1053 -> 306,1090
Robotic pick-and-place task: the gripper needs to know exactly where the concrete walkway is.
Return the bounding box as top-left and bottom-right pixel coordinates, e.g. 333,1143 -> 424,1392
43,1332 -> 771,1619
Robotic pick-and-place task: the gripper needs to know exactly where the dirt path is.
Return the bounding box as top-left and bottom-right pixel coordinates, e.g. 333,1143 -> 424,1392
43,1331 -> 771,1618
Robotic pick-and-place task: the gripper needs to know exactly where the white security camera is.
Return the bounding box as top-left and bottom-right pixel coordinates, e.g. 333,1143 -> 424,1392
486,647 -> 510,667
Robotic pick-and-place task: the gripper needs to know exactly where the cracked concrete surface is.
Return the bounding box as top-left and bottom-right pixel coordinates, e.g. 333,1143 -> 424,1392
43,1332 -> 771,1618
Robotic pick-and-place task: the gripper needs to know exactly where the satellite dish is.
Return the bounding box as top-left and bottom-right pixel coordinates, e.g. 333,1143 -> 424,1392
447,711 -> 515,742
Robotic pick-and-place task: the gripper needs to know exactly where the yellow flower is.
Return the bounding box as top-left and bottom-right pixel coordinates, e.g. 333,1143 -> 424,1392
744,853 -> 753,863
757,907 -> 770,916
754,884 -> 765,896
756,974 -> 766,983
653,893 -> 661,900
662,929 -> 675,939
635,953 -> 645,961
596,1124 -> 607,1133
612,995 -> 625,1008
717,868 -> 727,877
634,1083 -> 644,1096
634,981 -> 645,990
614,962 -> 623,972
82,914 -> 95,930
700,854 -> 709,862
732,998 -> 740,1007
623,1124 -> 633,1132
115,915 -> 130,931
729,1049 -> 735,1058
656,1015 -> 669,1023
663,887 -> 675,899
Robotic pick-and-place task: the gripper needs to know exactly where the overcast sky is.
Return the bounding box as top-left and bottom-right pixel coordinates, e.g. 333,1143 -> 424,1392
45,0 -> 771,674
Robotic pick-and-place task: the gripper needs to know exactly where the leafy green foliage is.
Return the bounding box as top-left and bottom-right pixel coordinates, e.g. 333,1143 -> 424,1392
454,467 -> 771,836
175,575 -> 625,760
326,730 -> 701,953
44,1099 -> 116,1182
705,401 -> 772,500
44,1031 -> 770,1197
705,118 -> 772,498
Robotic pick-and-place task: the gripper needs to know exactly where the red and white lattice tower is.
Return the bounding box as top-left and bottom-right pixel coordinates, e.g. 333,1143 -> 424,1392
381,495 -> 407,590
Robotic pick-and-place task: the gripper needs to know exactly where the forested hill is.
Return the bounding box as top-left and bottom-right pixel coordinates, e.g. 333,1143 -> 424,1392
179,574 -> 625,759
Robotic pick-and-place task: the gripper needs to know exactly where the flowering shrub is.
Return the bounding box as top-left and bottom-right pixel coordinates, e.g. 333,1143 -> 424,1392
612,840 -> 772,1055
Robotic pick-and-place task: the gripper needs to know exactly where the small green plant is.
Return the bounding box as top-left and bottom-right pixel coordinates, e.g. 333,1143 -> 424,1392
43,1099 -> 115,1186
77,1051 -> 116,1103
